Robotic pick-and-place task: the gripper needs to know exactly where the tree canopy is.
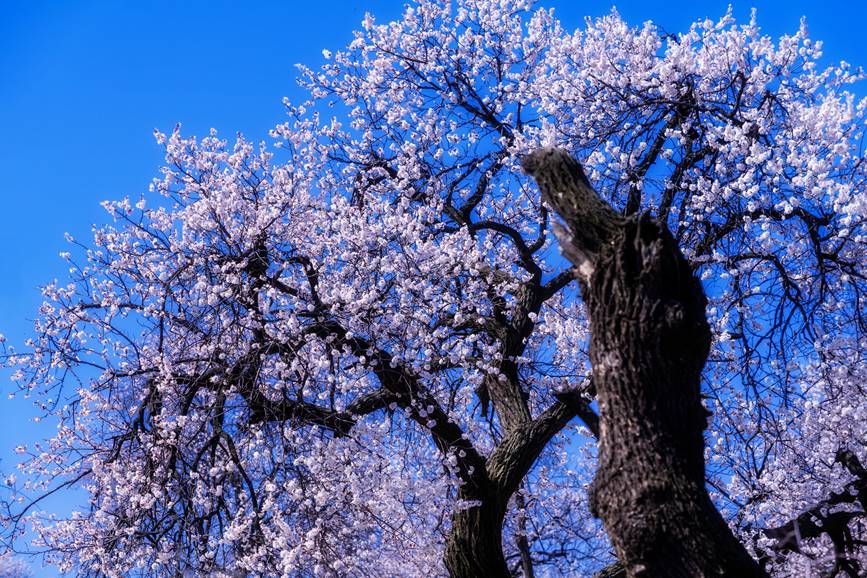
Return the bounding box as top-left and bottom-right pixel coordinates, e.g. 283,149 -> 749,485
2,1 -> 866,576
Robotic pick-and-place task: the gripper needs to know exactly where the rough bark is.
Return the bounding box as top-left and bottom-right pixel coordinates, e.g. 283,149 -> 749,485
523,148 -> 767,578
444,483 -> 512,578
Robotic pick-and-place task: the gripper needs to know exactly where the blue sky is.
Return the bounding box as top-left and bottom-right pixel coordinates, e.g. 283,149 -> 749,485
1,0 -> 866,574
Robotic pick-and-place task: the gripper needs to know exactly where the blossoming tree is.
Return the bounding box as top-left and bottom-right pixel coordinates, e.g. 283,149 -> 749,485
2,1 -> 865,576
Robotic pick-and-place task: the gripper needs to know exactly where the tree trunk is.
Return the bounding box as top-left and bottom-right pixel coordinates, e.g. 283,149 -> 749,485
441,376 -> 598,576
444,485 -> 511,578
522,148 -> 767,578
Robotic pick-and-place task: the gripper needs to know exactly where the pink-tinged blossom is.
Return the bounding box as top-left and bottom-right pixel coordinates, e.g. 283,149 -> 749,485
2,1 -> 866,576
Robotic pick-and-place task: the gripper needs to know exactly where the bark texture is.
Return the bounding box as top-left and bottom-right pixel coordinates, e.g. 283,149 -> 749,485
444,482 -> 511,578
523,148 -> 767,578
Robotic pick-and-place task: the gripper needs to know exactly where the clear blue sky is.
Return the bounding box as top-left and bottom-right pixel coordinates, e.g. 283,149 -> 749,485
1,0 -> 865,575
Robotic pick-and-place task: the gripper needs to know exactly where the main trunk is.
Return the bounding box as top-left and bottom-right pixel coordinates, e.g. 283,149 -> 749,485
583,215 -> 765,577
522,148 -> 767,578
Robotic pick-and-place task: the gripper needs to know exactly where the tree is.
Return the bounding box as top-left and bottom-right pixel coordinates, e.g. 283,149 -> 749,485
1,1 -> 865,576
